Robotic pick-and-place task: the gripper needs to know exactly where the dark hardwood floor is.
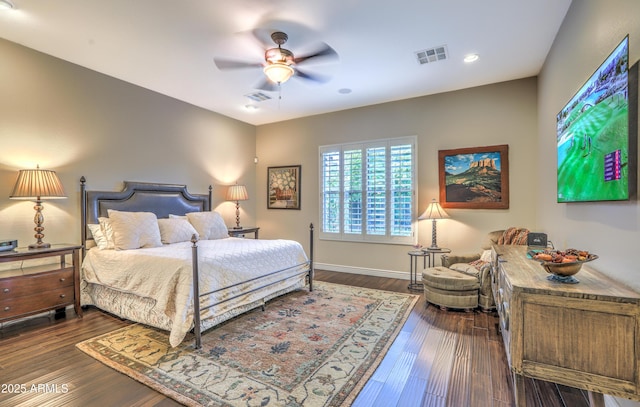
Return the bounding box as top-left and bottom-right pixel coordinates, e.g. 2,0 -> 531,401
0,270 -> 590,407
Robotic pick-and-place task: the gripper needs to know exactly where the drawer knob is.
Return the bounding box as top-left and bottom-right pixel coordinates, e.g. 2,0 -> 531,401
59,294 -> 66,299
59,278 -> 66,282
3,306 -> 10,312
3,288 -> 9,293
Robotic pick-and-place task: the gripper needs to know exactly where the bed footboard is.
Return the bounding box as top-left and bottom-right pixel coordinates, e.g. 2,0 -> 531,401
191,223 -> 314,349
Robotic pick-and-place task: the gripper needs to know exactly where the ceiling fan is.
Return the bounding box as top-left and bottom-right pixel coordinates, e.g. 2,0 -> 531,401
214,31 -> 339,91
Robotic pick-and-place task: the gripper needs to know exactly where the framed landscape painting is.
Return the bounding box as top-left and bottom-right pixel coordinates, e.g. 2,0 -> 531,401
267,165 -> 301,209
438,144 -> 509,209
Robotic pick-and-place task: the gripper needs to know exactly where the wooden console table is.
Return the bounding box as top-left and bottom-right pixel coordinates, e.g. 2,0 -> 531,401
490,245 -> 640,406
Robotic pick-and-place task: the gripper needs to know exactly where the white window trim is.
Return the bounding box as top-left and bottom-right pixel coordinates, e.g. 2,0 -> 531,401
319,136 -> 417,245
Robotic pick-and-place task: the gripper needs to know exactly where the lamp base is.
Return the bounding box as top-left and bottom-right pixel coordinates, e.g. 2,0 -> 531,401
29,241 -> 51,250
430,219 -> 440,251
231,226 -> 243,230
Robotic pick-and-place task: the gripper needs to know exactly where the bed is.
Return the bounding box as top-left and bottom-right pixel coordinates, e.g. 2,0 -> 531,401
79,177 -> 314,348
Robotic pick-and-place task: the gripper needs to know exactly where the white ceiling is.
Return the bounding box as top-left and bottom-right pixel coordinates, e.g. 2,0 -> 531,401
0,0 -> 572,126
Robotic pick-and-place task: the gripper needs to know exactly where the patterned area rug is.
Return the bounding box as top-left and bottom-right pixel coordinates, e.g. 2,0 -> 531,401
76,282 -> 418,407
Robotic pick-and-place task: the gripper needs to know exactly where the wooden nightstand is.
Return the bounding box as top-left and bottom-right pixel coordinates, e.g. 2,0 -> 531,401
228,226 -> 260,239
0,244 -> 83,323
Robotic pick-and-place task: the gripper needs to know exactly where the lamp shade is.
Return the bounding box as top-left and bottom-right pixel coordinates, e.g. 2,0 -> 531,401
226,184 -> 248,202
418,199 -> 449,220
263,63 -> 294,84
10,167 -> 66,200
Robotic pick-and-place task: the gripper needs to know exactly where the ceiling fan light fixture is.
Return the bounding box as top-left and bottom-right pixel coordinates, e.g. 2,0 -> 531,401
0,0 -> 15,9
263,63 -> 294,84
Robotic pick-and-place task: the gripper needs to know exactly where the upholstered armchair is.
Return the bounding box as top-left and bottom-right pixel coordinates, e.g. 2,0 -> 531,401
426,228 -> 529,312
439,230 -> 503,311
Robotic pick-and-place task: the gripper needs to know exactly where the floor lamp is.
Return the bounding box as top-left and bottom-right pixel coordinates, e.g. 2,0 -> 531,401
10,165 -> 67,249
226,183 -> 248,229
418,199 -> 449,250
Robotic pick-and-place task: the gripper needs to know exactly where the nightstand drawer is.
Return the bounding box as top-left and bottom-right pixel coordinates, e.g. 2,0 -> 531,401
1,286 -> 74,319
0,268 -> 74,299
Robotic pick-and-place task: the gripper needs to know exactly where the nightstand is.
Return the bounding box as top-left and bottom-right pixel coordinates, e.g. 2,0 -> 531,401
228,226 -> 260,239
0,244 -> 83,323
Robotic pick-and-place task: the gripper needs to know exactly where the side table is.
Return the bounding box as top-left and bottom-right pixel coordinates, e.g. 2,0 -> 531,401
407,250 -> 429,290
407,247 -> 452,291
228,226 -> 260,239
423,247 -> 451,267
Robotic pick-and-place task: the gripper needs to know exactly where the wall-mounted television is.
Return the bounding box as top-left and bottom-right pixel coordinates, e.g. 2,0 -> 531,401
556,36 -> 632,203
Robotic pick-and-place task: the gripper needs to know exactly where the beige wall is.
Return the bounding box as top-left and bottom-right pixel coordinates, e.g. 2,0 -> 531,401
256,78 -> 539,276
538,1 -> 640,291
540,4 -> 640,405
0,38 -> 257,248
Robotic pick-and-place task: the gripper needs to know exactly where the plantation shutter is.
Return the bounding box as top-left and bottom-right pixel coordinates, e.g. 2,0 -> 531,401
319,136 -> 416,244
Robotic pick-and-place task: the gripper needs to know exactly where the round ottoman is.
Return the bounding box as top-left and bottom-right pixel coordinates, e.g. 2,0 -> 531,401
421,266 -> 480,311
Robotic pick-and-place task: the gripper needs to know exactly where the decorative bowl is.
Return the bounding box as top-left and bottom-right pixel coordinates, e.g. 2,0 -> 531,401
529,251 -> 598,284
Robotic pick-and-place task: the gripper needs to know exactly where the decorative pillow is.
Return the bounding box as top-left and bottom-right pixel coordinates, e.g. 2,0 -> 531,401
87,224 -> 109,250
186,211 -> 228,240
498,227 -> 529,245
98,217 -> 115,249
107,209 -> 163,250
469,259 -> 489,271
157,218 -> 199,244
480,249 -> 492,263
168,214 -> 187,220
449,262 -> 482,278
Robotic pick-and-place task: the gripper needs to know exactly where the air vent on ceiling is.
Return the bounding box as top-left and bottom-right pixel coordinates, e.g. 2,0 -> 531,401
245,92 -> 272,102
415,45 -> 448,65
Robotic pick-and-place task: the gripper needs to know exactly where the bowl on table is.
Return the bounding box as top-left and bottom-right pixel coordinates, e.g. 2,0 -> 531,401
529,250 -> 598,284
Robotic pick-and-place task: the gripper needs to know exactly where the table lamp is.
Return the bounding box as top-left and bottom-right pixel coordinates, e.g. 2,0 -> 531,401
226,183 -> 248,229
10,165 -> 67,249
418,198 -> 449,250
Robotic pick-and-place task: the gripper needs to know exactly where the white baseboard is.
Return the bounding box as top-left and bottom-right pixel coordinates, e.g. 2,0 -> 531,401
315,262 -> 410,281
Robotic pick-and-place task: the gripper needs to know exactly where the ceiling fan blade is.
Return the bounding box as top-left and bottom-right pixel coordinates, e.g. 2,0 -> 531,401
254,77 -> 280,92
294,68 -> 329,84
214,57 -> 262,71
250,28 -> 274,49
294,43 -> 338,65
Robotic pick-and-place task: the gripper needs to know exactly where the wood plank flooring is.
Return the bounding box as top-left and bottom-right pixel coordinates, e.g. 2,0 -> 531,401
0,270 -> 591,407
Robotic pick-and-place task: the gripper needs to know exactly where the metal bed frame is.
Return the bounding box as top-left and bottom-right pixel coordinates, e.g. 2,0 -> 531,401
80,177 -> 314,348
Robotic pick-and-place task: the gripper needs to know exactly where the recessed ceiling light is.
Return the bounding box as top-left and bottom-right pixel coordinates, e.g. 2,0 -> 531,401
464,54 -> 479,63
244,104 -> 259,111
0,0 -> 14,10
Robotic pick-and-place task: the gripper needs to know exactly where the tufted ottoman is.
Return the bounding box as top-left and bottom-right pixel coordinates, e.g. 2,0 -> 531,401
421,266 -> 480,311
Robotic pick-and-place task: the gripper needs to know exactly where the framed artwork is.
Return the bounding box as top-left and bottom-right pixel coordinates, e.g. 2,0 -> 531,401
438,144 -> 509,209
267,165 -> 301,209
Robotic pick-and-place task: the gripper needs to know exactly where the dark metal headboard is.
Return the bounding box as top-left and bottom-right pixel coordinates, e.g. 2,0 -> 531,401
80,176 -> 212,250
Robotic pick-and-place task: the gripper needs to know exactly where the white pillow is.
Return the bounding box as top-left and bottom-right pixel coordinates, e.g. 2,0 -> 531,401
157,218 -> 199,244
186,211 -> 228,240
107,209 -> 163,250
480,249 -> 492,262
87,223 -> 108,250
98,217 -> 115,249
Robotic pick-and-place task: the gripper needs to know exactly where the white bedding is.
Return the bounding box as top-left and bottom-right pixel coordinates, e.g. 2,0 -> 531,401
81,237 -> 309,347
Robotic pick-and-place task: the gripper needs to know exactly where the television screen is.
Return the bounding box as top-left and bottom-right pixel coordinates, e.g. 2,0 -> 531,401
557,36 -> 630,202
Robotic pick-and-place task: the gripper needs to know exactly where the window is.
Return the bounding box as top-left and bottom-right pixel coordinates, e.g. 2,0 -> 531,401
319,136 -> 416,244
